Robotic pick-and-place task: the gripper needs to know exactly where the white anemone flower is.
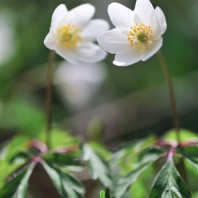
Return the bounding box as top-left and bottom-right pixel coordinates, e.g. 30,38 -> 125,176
44,4 -> 109,64
97,0 -> 167,66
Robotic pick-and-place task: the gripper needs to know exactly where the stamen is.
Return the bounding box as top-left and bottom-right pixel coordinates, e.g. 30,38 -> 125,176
127,23 -> 153,49
58,24 -> 82,48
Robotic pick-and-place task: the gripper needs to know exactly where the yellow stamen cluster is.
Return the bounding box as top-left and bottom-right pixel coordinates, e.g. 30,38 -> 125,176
128,23 -> 153,49
58,24 -> 82,48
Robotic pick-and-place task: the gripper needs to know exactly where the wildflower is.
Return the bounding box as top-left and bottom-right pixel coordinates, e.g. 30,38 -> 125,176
97,0 -> 167,66
44,4 -> 109,64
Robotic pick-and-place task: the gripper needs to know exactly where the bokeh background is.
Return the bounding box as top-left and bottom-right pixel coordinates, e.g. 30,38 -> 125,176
0,0 -> 198,146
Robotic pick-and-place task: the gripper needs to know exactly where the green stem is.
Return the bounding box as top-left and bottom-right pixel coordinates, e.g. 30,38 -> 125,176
157,51 -> 180,142
46,50 -> 55,149
157,50 -> 188,183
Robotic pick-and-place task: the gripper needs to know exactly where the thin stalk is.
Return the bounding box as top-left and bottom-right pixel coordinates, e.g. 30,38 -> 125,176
157,51 -> 180,143
46,50 -> 55,149
157,50 -> 188,183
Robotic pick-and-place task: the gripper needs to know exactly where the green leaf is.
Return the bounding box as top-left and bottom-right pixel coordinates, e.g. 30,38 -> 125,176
178,146 -> 198,170
164,129 -> 198,142
43,152 -> 83,172
129,166 -> 154,198
42,161 -> 84,198
0,136 -> 30,189
112,137 -> 156,174
100,188 -> 110,198
88,142 -> 111,160
0,163 -> 36,198
82,143 -> 111,187
113,136 -> 156,162
39,129 -> 79,149
115,147 -> 165,198
149,159 -> 191,198
115,163 -> 151,198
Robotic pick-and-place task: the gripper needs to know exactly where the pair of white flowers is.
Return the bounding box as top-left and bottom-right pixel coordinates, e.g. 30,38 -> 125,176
44,0 -> 167,66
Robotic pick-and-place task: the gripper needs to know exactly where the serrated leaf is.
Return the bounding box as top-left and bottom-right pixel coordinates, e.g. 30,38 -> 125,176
115,147 -> 164,198
42,161 -> 84,198
100,188 -> 110,198
0,163 -> 36,198
149,159 -> 191,198
178,146 -> 198,170
82,143 -> 111,187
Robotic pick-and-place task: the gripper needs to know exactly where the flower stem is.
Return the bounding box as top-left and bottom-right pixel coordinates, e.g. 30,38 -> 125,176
46,50 -> 55,149
157,50 -> 188,183
157,51 -> 180,143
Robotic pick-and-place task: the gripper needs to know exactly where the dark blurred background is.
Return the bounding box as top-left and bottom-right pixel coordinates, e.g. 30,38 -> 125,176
0,0 -> 198,147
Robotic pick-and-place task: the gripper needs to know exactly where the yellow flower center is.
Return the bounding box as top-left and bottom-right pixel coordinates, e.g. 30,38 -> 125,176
58,24 -> 82,48
128,23 -> 153,49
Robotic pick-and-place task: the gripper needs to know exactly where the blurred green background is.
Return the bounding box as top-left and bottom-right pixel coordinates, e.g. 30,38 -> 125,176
0,0 -> 198,146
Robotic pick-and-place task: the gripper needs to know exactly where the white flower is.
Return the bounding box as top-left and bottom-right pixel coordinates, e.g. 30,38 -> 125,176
44,4 -> 109,64
97,0 -> 167,66
54,62 -> 106,110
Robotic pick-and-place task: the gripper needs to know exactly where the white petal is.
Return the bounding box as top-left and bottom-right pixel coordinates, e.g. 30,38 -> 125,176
81,19 -> 110,41
55,47 -> 79,64
66,4 -> 95,29
134,0 -> 161,39
44,31 -> 56,50
73,43 -> 107,62
113,47 -> 144,66
141,37 -> 163,61
155,7 -> 167,35
108,3 -> 134,30
134,0 -> 155,25
97,29 -> 129,54
51,4 -> 68,30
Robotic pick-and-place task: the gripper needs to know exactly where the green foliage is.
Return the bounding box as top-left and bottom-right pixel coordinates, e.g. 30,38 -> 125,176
0,163 -> 36,198
82,143 -> 112,187
149,159 -> 191,198
100,188 -> 110,198
164,129 -> 198,142
43,152 -> 81,168
112,137 -> 156,174
178,146 -> 198,170
39,129 -> 80,149
114,147 -> 164,198
0,136 -> 30,189
42,161 -> 84,198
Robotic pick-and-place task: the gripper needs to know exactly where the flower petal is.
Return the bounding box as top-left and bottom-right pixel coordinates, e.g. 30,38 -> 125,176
81,19 -> 110,42
113,47 -> 144,66
55,47 -> 79,64
155,7 -> 167,35
134,0 -> 155,25
66,4 -> 95,29
97,28 -> 129,54
73,43 -> 107,62
141,37 -> 163,61
108,3 -> 134,30
51,4 -> 68,30
134,0 -> 161,39
44,31 -> 56,50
